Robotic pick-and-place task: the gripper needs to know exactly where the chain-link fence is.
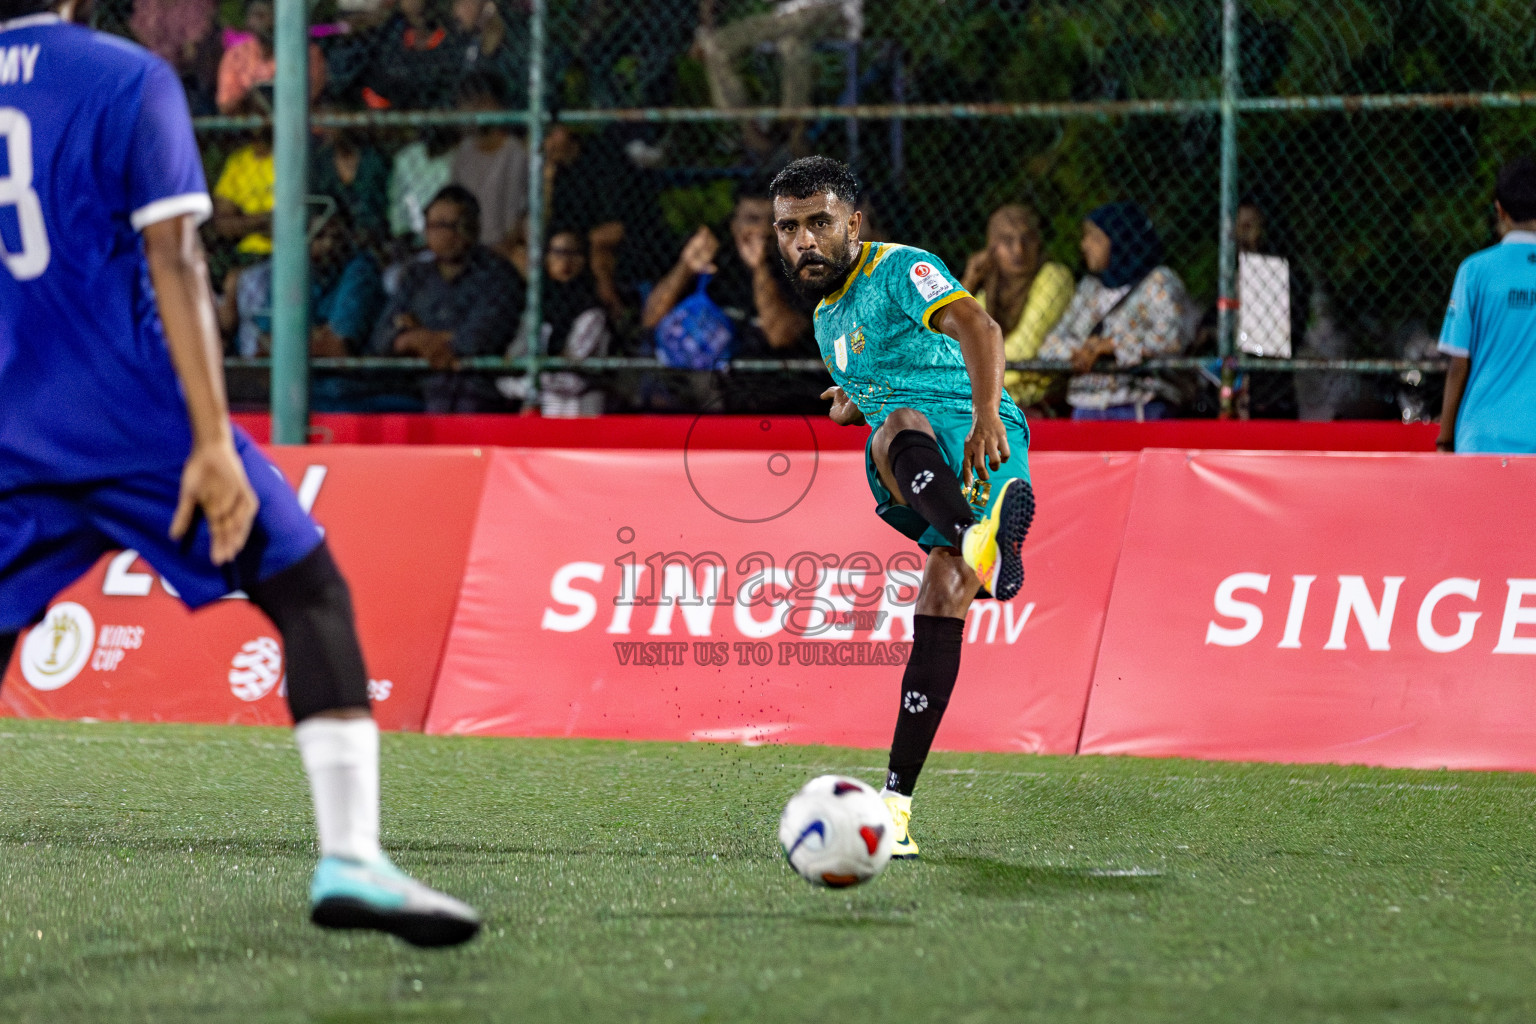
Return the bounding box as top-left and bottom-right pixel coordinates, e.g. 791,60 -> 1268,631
93,0 -> 1536,419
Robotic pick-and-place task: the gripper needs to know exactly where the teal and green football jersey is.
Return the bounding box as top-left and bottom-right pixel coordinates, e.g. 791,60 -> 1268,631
813,241 -> 1022,431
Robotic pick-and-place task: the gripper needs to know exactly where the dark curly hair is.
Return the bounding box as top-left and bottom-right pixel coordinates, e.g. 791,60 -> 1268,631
769,156 -> 859,207
1496,156 -> 1536,223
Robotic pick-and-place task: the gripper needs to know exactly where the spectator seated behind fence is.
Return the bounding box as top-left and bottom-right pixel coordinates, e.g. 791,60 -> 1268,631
528,122 -> 630,317
451,73 -> 528,260
453,0 -> 526,107
642,187 -> 811,358
368,186 -> 525,411
543,121 -> 674,319
961,204 -> 1074,410
1039,202 -> 1192,420
131,0 -> 221,115
499,229 -> 613,417
311,113 -> 391,250
1437,157 -> 1536,454
1230,196 -> 1304,418
388,127 -> 460,245
358,0 -> 468,110
216,0 -> 325,115
211,108 -> 275,258
220,209 -> 384,360
640,185 -> 818,413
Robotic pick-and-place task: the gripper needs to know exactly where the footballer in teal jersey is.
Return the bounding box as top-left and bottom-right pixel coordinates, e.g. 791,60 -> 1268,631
769,157 -> 1035,857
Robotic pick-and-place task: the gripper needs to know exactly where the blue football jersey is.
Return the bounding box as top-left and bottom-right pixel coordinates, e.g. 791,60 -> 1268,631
1438,230 -> 1536,454
0,13 -> 211,489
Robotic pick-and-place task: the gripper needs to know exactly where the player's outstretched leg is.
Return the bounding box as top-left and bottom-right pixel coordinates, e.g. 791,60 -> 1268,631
247,544 -> 481,948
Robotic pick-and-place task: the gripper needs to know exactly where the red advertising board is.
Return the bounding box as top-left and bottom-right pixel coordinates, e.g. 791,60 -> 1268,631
22,441 -> 1530,772
1079,450 -> 1536,770
1,447 -> 487,732
424,449 -> 1137,754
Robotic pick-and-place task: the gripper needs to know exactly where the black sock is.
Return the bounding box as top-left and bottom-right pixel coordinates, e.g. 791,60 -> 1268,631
0,631 -> 15,693
887,429 -> 974,547
885,614 -> 965,796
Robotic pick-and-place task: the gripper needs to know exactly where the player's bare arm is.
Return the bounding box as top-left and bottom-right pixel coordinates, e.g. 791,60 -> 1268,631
142,213 -> 258,565
1069,333 -> 1116,374
393,327 -> 459,370
587,219 -> 626,316
1437,355 -> 1469,452
211,195 -> 271,242
930,297 -> 1010,485
641,226 -> 719,329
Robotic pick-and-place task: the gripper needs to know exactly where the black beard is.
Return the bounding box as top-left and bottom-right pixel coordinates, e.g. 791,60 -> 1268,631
783,244 -> 857,303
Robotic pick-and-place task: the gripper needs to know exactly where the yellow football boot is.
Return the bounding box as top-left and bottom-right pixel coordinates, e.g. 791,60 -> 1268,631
960,477 -> 1035,601
883,793 -> 920,859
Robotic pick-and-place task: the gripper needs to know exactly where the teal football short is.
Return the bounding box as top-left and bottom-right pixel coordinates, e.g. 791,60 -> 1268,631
864,402 -> 1032,552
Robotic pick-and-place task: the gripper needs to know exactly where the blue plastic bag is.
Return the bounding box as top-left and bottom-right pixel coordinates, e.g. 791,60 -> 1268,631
654,274 -> 736,370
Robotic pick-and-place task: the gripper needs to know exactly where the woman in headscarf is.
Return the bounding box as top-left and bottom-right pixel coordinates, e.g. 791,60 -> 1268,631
504,229 -> 612,416
961,204 -> 1074,409
1039,201 -> 1192,420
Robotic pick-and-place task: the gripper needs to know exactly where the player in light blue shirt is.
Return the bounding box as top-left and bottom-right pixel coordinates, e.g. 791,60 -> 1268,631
0,2 -> 477,945
770,157 -> 1034,859
1437,157 -> 1536,454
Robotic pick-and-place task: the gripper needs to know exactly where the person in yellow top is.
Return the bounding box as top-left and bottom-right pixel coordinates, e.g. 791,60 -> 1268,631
211,132 -> 275,257
961,204 -> 1074,408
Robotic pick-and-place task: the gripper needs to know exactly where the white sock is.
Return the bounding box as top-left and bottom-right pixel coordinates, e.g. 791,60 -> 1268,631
294,716 -> 383,863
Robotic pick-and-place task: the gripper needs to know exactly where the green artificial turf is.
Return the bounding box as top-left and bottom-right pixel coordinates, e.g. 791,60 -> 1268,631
2,720 -> 1536,1023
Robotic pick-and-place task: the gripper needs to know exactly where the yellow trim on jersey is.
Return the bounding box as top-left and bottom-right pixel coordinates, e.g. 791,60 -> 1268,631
863,241 -> 907,276
921,288 -> 972,332
816,242 -> 873,313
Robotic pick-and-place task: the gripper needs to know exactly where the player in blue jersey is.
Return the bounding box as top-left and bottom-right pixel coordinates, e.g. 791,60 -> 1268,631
769,157 -> 1034,857
0,2 -> 478,947
1437,156 -> 1536,454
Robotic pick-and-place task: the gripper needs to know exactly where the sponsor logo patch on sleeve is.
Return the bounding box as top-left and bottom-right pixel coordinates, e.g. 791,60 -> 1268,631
909,261 -> 952,302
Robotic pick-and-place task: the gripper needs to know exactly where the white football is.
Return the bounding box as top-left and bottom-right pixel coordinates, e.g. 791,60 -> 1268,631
778,775 -> 894,888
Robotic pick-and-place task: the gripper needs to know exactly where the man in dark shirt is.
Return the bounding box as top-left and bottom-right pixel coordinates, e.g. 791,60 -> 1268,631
641,186 -> 819,411
369,185 -> 525,411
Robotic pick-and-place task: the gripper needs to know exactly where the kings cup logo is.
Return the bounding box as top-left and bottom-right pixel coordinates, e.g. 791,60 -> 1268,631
20,602 -> 96,691
229,637 -> 283,702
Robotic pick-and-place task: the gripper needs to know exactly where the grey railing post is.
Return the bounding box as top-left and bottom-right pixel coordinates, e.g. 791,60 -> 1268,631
270,0 -> 311,444
1216,0 -> 1241,418
520,0 -> 548,407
